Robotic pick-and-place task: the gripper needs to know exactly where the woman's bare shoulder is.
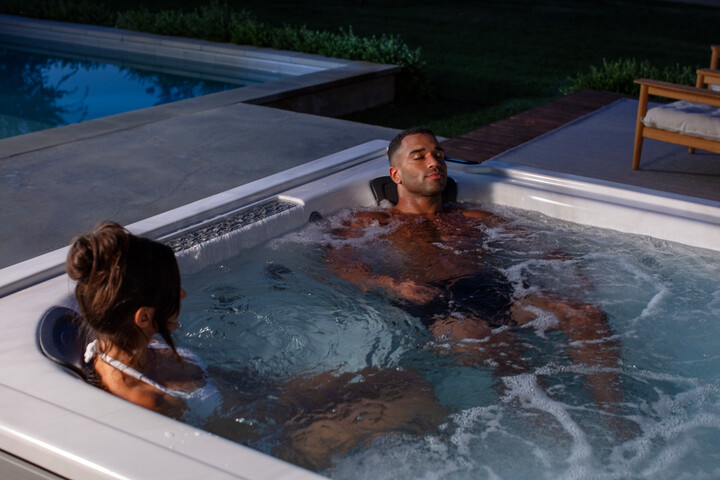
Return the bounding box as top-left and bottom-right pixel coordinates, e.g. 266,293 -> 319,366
97,364 -> 162,409
125,384 -> 165,410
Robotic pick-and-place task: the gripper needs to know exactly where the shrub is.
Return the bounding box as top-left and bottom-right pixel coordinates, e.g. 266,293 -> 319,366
2,0 -> 429,98
1,0 -> 115,26
562,58 -> 695,96
232,23 -> 429,98
116,3 -> 240,43
116,2 -> 429,98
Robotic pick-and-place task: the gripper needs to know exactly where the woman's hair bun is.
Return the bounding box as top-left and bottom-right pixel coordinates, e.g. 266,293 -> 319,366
66,222 -> 128,283
66,221 -> 181,355
66,235 -> 95,282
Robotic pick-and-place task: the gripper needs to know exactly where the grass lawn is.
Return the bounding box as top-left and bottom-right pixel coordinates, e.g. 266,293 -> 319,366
4,0 -> 720,136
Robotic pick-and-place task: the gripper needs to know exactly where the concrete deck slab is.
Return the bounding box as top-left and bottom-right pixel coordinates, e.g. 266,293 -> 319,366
0,101 -> 397,269
484,98 -> 720,202
0,14 -> 401,270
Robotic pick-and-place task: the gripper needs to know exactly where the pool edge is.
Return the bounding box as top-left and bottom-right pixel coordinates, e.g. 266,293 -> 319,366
0,13 -> 399,158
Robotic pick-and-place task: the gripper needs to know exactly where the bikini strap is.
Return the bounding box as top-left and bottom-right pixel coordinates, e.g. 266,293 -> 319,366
84,340 -> 181,398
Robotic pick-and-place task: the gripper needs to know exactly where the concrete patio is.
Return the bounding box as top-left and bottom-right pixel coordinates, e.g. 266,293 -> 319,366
0,14 -> 400,270
0,99 -> 399,269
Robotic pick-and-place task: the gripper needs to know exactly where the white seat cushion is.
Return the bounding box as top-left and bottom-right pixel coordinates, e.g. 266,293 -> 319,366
643,100 -> 720,141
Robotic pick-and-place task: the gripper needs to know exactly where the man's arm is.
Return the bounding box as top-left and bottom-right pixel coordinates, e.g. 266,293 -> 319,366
325,245 -> 440,304
325,210 -> 442,304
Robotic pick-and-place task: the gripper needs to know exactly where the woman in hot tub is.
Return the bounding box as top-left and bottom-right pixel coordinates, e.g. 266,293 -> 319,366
68,222 -> 444,470
68,221 -> 216,418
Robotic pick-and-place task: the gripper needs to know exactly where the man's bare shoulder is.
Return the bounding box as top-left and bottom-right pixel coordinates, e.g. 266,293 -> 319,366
459,209 -> 495,220
351,210 -> 393,225
452,205 -> 508,227
330,209 -> 393,238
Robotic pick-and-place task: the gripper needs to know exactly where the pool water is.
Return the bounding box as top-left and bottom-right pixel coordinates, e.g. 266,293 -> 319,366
178,204 -> 720,479
0,43 -> 259,139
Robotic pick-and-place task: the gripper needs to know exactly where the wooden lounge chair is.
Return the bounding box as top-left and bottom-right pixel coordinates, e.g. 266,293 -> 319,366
632,46 -> 720,170
708,44 -> 719,71
694,45 -> 720,92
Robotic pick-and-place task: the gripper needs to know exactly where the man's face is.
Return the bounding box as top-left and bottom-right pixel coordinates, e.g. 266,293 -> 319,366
390,133 -> 447,198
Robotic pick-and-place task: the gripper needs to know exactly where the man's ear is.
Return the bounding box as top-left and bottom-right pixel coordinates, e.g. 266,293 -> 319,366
134,307 -> 156,332
389,166 -> 402,185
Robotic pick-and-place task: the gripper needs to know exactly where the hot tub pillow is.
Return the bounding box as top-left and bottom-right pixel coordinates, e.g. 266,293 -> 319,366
370,176 -> 457,206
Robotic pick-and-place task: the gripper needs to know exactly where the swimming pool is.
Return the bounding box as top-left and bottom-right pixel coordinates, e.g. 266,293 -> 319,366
0,41 -> 270,139
0,141 -> 719,478
0,13 -> 399,143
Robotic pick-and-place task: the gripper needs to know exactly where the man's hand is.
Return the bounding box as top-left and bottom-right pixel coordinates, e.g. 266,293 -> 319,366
391,279 -> 441,304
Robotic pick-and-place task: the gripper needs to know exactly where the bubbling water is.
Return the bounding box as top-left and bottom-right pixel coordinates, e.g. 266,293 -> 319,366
178,203 -> 720,479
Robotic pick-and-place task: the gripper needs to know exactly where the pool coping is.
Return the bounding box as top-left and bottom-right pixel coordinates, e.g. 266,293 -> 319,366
0,14 -> 400,159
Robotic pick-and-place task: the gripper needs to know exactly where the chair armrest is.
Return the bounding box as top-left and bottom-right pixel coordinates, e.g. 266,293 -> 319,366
697,68 -> 720,78
696,68 -> 720,88
634,78 -> 720,108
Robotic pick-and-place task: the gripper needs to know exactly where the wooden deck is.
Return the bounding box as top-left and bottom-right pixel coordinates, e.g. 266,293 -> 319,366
442,90 -> 627,162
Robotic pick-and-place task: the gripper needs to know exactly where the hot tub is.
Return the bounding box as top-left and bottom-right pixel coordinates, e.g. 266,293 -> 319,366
0,141 -> 719,478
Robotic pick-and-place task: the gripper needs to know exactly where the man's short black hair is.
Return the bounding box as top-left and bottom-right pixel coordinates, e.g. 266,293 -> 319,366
387,127 -> 438,166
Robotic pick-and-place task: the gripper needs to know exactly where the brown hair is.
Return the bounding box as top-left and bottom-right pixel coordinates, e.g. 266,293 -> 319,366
387,126 -> 437,166
66,222 -> 181,358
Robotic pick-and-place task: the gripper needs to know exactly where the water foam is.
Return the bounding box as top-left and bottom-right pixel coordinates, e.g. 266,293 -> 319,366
502,374 -> 593,477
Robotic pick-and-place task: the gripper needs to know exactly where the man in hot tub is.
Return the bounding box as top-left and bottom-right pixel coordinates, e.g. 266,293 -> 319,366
326,126 -> 621,406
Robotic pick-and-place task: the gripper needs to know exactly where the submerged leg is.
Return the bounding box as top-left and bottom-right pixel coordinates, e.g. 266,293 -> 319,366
513,295 -> 622,406
428,315 -> 531,376
276,367 -> 447,471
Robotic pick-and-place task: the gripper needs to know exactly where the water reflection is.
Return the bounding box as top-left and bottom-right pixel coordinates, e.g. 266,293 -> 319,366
0,46 -> 238,139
